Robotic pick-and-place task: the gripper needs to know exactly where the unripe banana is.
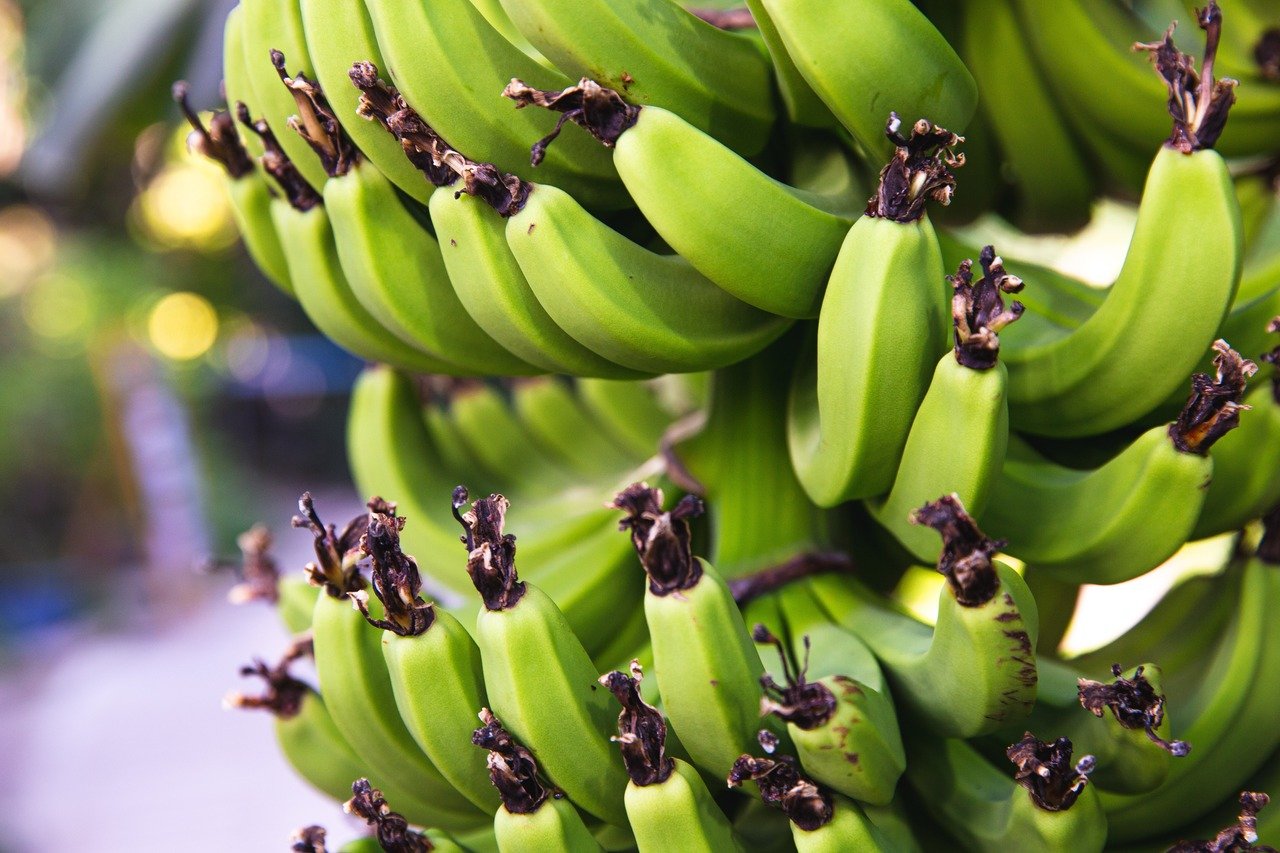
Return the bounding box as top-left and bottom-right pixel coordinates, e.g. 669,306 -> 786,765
611,483 -> 769,778
868,245 -> 1022,561
473,708 -> 606,853
811,496 -> 1040,738
787,115 -> 958,505
600,664 -> 742,853
457,489 -> 631,827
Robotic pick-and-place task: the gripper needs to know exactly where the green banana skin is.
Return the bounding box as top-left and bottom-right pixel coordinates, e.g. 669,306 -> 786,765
324,164 -> 541,375
270,199 -> 474,374
1003,146 -> 1242,437
505,183 -> 792,375
494,799 -> 604,853
788,215 -> 949,505
223,6 -> 263,158
429,190 -> 645,378
808,562 -> 1040,739
868,357 -> 1009,563
608,105 -> 855,318
361,0 -> 625,209
789,794 -> 894,852
511,378 -> 638,480
645,558 -> 768,778
771,581 -> 907,806
760,0 -> 977,158
238,0 -> 329,191
980,428 -> 1211,585
382,609 -> 494,812
957,0 -> 1096,233
575,378 -> 679,461
495,0 -> 775,156
297,0 -> 434,204
625,759 -> 743,853
1194,382 -> 1280,539
225,170 -> 293,294
277,575 -> 317,634
274,688 -> 368,802
311,593 -> 490,830
903,734 -> 1107,852
743,0 -> 837,129
475,583 -> 631,827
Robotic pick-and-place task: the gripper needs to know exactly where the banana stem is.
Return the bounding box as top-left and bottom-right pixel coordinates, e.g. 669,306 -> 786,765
1007,733 -> 1096,812
225,524 -> 281,606
453,487 -> 527,610
600,664 -> 675,786
949,246 -> 1025,369
866,113 -> 964,222
235,106 -> 321,211
1168,340 -> 1256,455
728,754 -> 833,831
354,502 -> 437,635
171,81 -> 253,178
502,78 -> 640,161
271,50 -> 356,178
728,552 -> 853,605
290,492 -> 367,596
345,778 -> 436,850
610,483 -> 705,594
224,635 -> 314,718
472,708 -> 551,814
909,495 -> 1004,607
1077,665 -> 1190,756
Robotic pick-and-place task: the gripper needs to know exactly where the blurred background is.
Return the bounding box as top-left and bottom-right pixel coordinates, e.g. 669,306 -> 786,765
0,1 -> 1231,850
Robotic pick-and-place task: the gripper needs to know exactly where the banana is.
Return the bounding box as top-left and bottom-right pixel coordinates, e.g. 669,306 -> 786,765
502,79 -> 855,318
347,503 -> 496,813
903,731 -> 1106,852
600,664 -> 742,853
611,483 -> 774,779
343,779 -> 470,853
810,496 -> 1039,738
502,180 -> 792,374
1100,517 -> 1280,843
727,754 -> 894,851
296,494 -> 489,831
787,116 -> 959,505
957,0 -> 1097,233
756,583 -> 906,806
223,6 -> 262,158
473,708 -> 605,852
457,489 -> 632,827
296,0 -> 433,204
269,54 -> 541,376
173,83 -> 292,295
576,378 -> 683,461
1194,320 -> 1280,538
238,0 -> 328,191
982,342 -> 1255,584
495,0 -> 774,156
226,639 -> 366,803
510,378 -> 638,481
361,0 -> 625,209
742,0 -> 836,129
759,0 -> 977,158
867,246 -> 1022,562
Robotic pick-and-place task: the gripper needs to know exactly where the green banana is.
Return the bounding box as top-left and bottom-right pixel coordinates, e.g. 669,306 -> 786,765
458,489 -> 631,827
173,82 -> 292,294
502,79 -> 855,318
495,0 -> 775,156
346,503 -> 496,814
982,342 -> 1255,584
787,116 -> 959,505
297,495 -> 489,831
756,582 -> 906,806
867,245 -> 1022,561
226,640 -> 366,803
611,483 -> 770,779
222,6 -> 262,158
576,378 -> 683,461
361,0 -> 625,209
510,378 -> 638,480
342,778 -> 470,853
728,754 -> 894,851
296,0 -> 433,204
811,496 -> 1040,738
760,0 -> 977,158
904,731 -> 1106,852
269,54 -> 541,376
473,708 -> 605,852
238,0 -> 328,190
503,180 -> 792,374
743,0 -> 836,129
601,664 -> 743,853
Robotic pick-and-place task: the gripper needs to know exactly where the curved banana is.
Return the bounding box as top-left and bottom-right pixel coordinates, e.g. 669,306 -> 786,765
576,378 -> 684,461
743,0 -> 836,129
223,6 -> 262,158
361,0 -> 625,209
868,246 -> 1022,562
504,181 -> 792,374
811,496 -> 1039,738
903,731 -> 1106,852
238,0 -> 328,190
495,0 -> 774,156
759,0 -> 977,158
511,378 -> 638,480
610,483 -> 768,778
787,116 -> 959,505
458,490 -> 631,828
601,665 -> 743,853
983,342 -> 1254,584
502,79 -> 855,318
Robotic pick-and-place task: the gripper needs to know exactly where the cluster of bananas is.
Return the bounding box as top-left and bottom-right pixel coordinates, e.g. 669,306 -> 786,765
196,0 -> 1280,849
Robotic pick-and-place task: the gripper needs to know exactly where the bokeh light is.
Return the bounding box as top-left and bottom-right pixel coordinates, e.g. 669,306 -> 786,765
134,163 -> 238,252
21,272 -> 93,348
147,291 -> 218,361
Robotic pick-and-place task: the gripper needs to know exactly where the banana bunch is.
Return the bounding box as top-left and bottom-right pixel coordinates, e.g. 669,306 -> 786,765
199,0 -> 1280,848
